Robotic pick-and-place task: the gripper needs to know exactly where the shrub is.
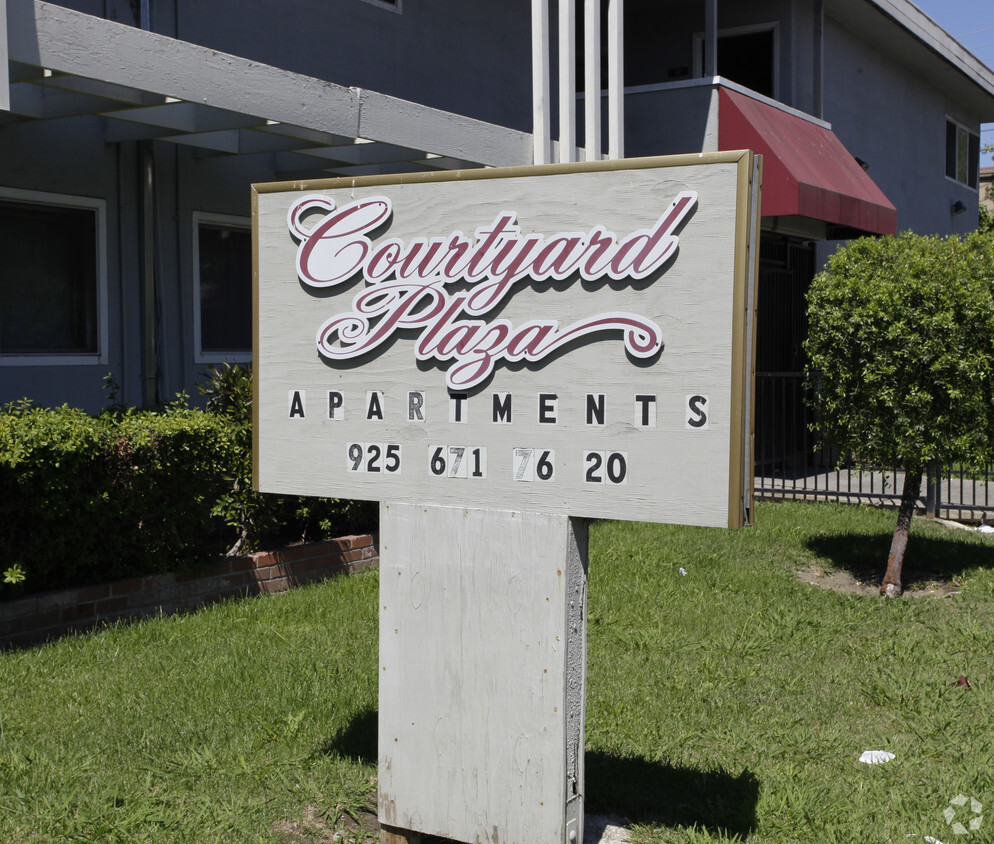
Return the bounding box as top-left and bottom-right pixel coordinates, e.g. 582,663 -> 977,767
199,363 -> 374,554
0,374 -> 374,596
0,401 -> 235,591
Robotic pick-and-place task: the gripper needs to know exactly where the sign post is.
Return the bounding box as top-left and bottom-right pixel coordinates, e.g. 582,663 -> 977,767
253,152 -> 761,843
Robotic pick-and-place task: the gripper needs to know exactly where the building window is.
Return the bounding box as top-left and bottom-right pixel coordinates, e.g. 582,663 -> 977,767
946,119 -> 980,188
0,189 -> 107,364
194,213 -> 252,363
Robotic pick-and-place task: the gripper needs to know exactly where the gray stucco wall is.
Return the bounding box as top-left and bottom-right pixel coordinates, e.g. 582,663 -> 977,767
174,0 -> 534,133
823,15 -> 981,236
44,0 -> 534,132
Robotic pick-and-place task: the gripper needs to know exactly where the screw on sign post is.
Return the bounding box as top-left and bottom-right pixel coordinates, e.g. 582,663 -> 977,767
253,153 -> 761,843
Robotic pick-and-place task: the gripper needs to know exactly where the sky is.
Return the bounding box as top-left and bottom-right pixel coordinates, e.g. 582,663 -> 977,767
910,0 -> 994,166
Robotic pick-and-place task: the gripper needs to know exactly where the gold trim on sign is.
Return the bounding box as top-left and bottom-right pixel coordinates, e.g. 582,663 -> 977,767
251,186 -> 261,493
251,151 -> 754,194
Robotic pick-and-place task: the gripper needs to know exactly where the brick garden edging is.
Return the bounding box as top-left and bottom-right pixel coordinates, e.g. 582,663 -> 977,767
0,533 -> 379,649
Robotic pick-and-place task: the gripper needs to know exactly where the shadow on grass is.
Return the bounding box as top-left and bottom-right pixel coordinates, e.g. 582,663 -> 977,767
321,707 -> 377,763
806,530 -> 994,588
322,711 -> 759,837
585,750 -> 759,837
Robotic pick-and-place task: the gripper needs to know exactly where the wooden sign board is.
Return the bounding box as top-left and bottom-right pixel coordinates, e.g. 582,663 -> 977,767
253,153 -> 759,529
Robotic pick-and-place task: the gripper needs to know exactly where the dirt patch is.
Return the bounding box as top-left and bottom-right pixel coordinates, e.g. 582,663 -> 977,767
796,564 -> 962,597
273,805 -> 380,843
273,809 -> 631,842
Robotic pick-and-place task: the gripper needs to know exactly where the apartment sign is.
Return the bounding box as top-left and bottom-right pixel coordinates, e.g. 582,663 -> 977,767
253,153 -> 759,528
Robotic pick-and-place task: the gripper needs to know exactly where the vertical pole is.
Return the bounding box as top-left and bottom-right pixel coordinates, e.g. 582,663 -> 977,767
0,0 -> 9,113
378,502 -> 588,843
532,0 -> 552,165
140,143 -> 158,407
704,0 -> 718,78
606,0 -> 623,159
583,0 -> 601,161
813,0 -> 824,118
559,0 -> 577,163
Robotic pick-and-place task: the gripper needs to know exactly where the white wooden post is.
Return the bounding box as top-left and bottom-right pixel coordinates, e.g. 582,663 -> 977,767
559,0 -> 577,163
607,0 -> 623,159
584,0 -> 601,160
532,0 -> 552,165
378,502 -> 587,844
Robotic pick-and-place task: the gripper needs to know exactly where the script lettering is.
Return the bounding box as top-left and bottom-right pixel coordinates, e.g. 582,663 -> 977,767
288,191 -> 697,389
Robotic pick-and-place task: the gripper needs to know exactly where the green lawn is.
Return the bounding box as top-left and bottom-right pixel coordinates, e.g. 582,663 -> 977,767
3,501 -> 994,842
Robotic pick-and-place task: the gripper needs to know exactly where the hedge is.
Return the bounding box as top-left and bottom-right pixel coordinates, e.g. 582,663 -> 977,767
0,369 -> 374,595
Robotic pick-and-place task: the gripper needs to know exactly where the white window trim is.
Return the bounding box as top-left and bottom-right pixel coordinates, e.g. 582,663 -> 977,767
693,22 -> 780,101
355,0 -> 401,13
945,115 -> 980,191
0,186 -> 108,367
193,211 -> 252,365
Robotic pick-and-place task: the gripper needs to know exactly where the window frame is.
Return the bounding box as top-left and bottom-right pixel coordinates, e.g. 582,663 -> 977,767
945,117 -> 980,190
193,211 -> 253,365
0,187 -> 108,367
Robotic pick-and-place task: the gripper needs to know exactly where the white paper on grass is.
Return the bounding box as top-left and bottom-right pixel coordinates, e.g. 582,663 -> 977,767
859,750 -> 895,764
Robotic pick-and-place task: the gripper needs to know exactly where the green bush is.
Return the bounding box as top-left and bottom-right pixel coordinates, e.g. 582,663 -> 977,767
198,363 -> 374,555
0,371 -> 374,596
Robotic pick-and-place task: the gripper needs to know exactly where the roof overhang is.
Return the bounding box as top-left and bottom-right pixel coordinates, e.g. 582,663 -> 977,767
718,87 -> 898,236
0,0 -> 532,178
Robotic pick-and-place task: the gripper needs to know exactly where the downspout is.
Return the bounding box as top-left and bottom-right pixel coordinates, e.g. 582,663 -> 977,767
140,142 -> 158,407
139,0 -> 158,406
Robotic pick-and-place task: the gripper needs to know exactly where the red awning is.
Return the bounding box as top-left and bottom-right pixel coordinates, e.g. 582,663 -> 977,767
718,87 -> 897,235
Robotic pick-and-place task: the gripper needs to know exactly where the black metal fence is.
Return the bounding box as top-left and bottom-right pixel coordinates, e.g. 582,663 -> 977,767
753,372 -> 994,520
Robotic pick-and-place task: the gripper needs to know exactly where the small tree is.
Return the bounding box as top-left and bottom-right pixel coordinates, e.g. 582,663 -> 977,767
804,231 -> 994,595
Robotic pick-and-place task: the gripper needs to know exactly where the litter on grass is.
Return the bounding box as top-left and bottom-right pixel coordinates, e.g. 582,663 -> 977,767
977,524 -> 994,534
859,750 -> 895,764
678,568 -> 687,576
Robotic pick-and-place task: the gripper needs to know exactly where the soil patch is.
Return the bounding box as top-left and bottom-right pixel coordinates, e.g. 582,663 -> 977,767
796,564 -> 961,597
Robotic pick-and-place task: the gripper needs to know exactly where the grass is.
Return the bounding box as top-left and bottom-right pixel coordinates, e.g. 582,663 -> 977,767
3,500 -> 994,841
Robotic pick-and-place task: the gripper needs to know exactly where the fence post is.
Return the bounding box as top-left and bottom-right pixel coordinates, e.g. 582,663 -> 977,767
925,462 -> 940,519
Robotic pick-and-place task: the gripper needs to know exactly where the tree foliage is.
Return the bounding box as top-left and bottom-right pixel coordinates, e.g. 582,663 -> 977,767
805,231 -> 994,473
804,231 -> 994,593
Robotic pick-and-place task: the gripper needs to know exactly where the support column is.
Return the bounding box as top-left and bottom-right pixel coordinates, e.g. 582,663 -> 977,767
813,0 -> 824,119
607,0 -> 623,159
559,0 -> 577,162
704,0 -> 717,78
532,0 -> 552,165
584,0 -> 601,161
378,502 -> 588,844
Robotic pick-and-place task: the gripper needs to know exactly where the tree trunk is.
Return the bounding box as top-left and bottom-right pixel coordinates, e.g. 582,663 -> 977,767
880,466 -> 923,597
